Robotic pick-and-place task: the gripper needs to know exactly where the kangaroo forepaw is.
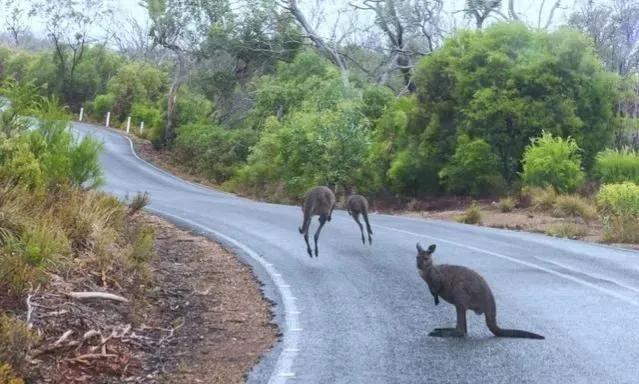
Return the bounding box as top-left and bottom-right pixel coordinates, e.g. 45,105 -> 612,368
368,236 -> 372,245
314,249 -> 319,258
428,329 -> 465,338
361,236 -> 366,245
306,248 -> 313,258
298,227 -> 303,234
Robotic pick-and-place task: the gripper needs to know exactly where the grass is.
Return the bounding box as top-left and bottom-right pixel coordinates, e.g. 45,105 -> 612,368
552,194 -> 598,223
458,202 -> 482,224
527,186 -> 558,211
0,315 -> 36,379
545,223 -> 587,239
497,197 -> 515,213
127,191 -> 150,216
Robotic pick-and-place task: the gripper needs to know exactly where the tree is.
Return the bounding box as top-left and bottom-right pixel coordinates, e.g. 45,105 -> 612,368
143,0 -> 232,146
38,0 -> 112,108
384,23 -> 617,195
569,0 -> 639,75
1,0 -> 35,46
279,0 -> 351,88
350,0 -> 446,92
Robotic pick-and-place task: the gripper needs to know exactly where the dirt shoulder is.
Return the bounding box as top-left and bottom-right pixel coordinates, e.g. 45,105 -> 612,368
27,212 -> 277,383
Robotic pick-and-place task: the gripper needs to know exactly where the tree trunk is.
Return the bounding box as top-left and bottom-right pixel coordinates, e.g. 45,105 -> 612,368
164,57 -> 187,146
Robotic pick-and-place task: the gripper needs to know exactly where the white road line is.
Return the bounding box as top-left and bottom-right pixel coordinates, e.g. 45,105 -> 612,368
374,223 -> 639,307
148,207 -> 300,383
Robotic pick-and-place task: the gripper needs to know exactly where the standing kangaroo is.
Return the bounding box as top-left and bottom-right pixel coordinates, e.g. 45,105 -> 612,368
346,194 -> 373,245
299,186 -> 336,258
415,243 -> 544,340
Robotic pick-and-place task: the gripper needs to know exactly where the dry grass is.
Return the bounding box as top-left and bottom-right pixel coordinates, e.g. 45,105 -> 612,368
545,222 -> 588,239
127,191 -> 150,216
0,315 -> 37,378
527,186 -> 558,211
458,202 -> 482,224
497,197 -> 515,213
552,194 -> 598,223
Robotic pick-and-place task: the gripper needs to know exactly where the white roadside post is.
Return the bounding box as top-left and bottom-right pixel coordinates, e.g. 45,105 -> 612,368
105,111 -> 111,128
79,107 -> 84,121
126,116 -> 131,134
140,121 -> 144,134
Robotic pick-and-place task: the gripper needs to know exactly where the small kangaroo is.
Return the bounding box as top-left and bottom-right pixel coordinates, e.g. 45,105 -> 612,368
299,186 -> 336,258
346,194 -> 373,245
415,243 -> 544,340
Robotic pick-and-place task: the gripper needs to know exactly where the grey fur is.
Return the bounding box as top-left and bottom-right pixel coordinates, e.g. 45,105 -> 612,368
299,186 -> 336,258
416,243 -> 544,340
346,194 -> 373,245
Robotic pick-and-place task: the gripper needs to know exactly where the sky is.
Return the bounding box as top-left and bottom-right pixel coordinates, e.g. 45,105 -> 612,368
3,0 -> 581,44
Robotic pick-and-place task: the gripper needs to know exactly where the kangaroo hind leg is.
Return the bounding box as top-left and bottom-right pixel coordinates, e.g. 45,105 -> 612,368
313,215 -> 328,257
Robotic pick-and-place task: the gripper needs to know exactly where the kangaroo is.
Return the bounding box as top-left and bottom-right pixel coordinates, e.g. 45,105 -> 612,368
415,243 -> 544,340
346,194 -> 373,245
299,186 -> 336,258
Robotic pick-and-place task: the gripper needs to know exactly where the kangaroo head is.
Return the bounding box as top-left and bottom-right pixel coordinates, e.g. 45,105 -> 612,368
416,243 -> 436,270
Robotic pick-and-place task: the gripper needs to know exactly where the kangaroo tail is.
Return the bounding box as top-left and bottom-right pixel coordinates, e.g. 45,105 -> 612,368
492,328 -> 545,339
363,210 -> 373,235
486,312 -> 544,340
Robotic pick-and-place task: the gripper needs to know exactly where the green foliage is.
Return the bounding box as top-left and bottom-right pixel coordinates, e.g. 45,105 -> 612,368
131,102 -> 162,129
0,93 -> 103,190
521,131 -> 584,193
458,202 -> 482,224
409,23 -> 616,189
360,85 -> 394,121
597,182 -> 639,242
92,93 -> 115,118
175,89 -> 214,126
237,101 -> 370,198
594,148 -> 639,184
106,62 -> 167,122
438,135 -> 505,197
175,123 -> 257,183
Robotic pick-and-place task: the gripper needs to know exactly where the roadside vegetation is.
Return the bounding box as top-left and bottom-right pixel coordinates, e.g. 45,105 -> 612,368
1,0 -> 639,247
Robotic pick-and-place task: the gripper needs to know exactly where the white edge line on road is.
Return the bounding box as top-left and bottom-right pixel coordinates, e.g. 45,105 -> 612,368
147,207 -> 299,384
374,223 -> 639,307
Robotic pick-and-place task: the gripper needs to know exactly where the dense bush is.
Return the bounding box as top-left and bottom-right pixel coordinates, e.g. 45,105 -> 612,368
521,132 -> 584,193
174,123 -> 257,183
594,148 -> 639,184
597,182 -> 639,242
92,93 -> 115,119
438,135 -> 505,197
394,23 -> 617,195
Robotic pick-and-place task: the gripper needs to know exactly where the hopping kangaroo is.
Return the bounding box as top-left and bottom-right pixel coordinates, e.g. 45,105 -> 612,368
299,186 -> 336,258
346,195 -> 373,245
416,243 -> 544,340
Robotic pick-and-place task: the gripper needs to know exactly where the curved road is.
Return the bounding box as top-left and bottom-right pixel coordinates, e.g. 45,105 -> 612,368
75,123 -> 639,384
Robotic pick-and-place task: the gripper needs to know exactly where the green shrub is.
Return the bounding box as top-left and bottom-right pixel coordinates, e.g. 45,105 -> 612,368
597,182 -> 639,242
92,93 -> 115,119
552,195 -> 597,223
175,123 -> 256,183
497,197 -> 515,213
439,135 -> 505,197
521,131 -> 585,193
458,202 -> 482,224
594,148 -> 639,184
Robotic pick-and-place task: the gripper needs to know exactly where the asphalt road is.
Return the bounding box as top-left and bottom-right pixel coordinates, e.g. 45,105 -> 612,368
74,122 -> 639,384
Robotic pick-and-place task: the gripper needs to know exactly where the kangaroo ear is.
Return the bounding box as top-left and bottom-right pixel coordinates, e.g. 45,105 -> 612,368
427,244 -> 436,254
416,243 -> 424,253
